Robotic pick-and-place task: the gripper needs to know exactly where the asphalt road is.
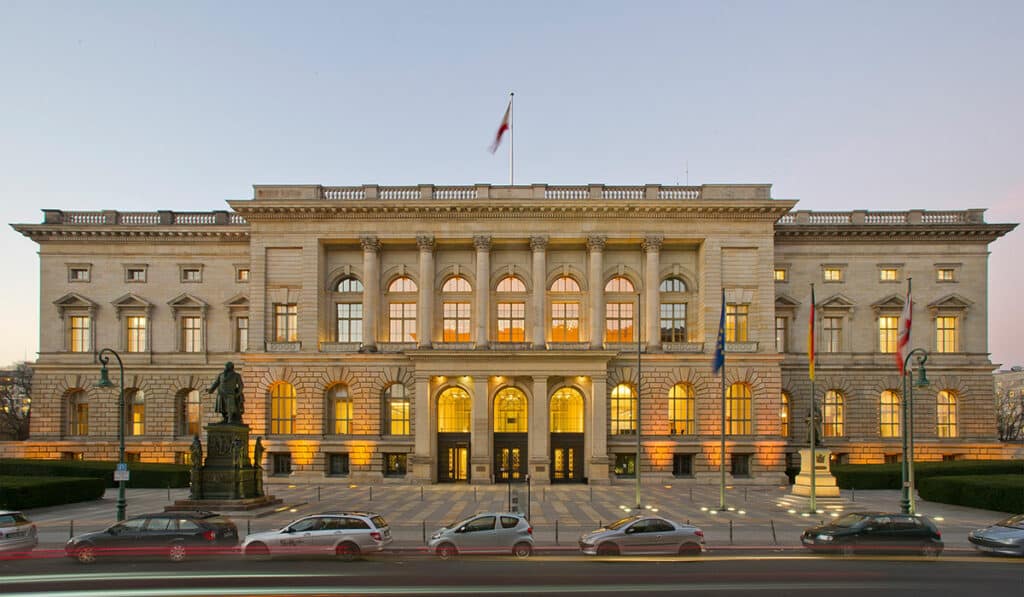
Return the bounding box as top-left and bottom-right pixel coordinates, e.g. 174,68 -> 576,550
2,552 -> 1021,596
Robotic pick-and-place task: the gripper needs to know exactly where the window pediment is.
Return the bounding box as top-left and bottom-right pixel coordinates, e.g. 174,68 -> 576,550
928,293 -> 972,314
819,293 -> 855,312
111,293 -> 153,317
775,294 -> 800,313
871,294 -> 905,314
224,294 -> 249,308
55,292 -> 98,315
167,293 -> 208,316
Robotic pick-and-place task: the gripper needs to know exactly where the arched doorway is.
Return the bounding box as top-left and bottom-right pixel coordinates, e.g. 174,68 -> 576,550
549,387 -> 585,483
493,387 -> 528,482
437,387 -> 472,482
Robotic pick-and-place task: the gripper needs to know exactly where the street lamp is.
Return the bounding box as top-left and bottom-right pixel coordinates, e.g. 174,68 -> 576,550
95,348 -> 127,521
900,348 -> 929,515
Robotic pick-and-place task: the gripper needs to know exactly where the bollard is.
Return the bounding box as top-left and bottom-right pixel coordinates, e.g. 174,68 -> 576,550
69,519 -> 74,539
474,487 -> 478,501
689,488 -> 693,502
247,520 -> 251,536
770,519 -> 777,546
852,487 -> 856,502
744,487 -> 748,502
369,486 -> 373,502
589,486 -> 593,502
167,482 -> 171,501
555,520 -> 559,545
543,487 -> 546,502
422,520 -> 426,543
317,486 -> 321,502
420,486 -> 424,501
686,519 -> 690,525
729,519 -> 734,545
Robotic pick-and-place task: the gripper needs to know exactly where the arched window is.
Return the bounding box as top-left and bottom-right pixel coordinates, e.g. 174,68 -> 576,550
328,384 -> 352,435
494,387 -> 528,432
780,392 -> 791,437
605,276 -> 635,292
388,276 -> 418,292
880,390 -> 901,438
659,277 -> 687,293
269,382 -> 297,435
550,387 -> 584,433
823,390 -> 845,437
668,383 -> 695,435
442,276 -> 472,342
442,276 -> 472,292
68,390 -> 88,436
496,275 -> 527,343
437,387 -> 471,433
496,276 -> 526,293
605,276 -> 636,343
335,276 -> 363,343
660,277 -> 688,343
937,390 -> 958,438
550,276 -> 582,342
126,389 -> 145,436
551,276 -> 580,292
610,383 -> 636,435
384,384 -> 411,435
726,383 -> 752,435
178,389 -> 202,437
387,276 -> 417,342
336,277 -> 364,293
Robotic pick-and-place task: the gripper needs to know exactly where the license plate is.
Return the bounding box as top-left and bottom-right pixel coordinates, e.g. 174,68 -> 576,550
6,532 -> 26,538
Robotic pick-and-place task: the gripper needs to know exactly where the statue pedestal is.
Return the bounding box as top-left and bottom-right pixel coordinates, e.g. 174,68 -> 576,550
170,423 -> 278,512
791,448 -> 840,497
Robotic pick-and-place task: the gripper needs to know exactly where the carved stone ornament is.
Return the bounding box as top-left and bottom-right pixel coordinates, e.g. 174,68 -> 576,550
587,235 -> 607,251
360,236 -> 381,252
529,235 -> 549,251
642,235 -> 664,252
473,235 -> 492,251
416,235 -> 435,251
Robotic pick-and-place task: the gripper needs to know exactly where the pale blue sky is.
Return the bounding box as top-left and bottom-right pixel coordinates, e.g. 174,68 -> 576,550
1,0 -> 1021,367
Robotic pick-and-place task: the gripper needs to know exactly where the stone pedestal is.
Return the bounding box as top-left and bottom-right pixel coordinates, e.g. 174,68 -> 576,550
170,423 -> 278,512
791,448 -> 840,497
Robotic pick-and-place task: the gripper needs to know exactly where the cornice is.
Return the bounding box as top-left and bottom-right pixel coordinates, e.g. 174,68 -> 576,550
774,224 -> 1016,243
12,225 -> 250,242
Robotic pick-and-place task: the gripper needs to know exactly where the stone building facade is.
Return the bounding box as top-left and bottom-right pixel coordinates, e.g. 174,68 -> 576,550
6,183 -> 1016,484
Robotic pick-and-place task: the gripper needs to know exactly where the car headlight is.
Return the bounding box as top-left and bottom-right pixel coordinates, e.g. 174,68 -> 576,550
430,532 -> 442,540
816,535 -> 834,542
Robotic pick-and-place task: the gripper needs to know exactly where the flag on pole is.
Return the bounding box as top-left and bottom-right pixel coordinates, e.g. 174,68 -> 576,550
712,289 -> 726,374
808,285 -> 816,381
896,283 -> 913,373
489,99 -> 511,154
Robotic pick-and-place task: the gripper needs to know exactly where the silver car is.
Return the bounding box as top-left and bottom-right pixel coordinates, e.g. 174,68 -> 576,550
428,512 -> 534,559
242,511 -> 392,561
579,515 -> 704,556
968,513 -> 1024,557
0,510 -> 38,553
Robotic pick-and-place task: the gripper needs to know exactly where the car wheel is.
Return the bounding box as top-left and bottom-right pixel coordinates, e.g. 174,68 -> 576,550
245,542 -> 270,559
513,542 -> 532,559
436,543 -> 457,560
921,543 -> 941,558
336,542 -> 361,562
168,543 -> 187,563
840,544 -> 855,557
596,542 -> 619,556
75,544 -> 97,564
678,542 -> 701,556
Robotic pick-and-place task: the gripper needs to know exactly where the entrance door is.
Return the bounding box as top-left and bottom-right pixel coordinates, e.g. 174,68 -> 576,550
438,434 -> 470,482
493,433 -> 527,482
550,433 -> 584,483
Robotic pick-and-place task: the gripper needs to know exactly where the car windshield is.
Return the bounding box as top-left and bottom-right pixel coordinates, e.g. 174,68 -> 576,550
0,513 -> 28,525
605,516 -> 639,530
997,513 -> 1024,529
832,513 -> 869,528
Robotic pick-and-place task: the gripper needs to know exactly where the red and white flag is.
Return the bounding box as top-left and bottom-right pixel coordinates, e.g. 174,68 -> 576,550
896,287 -> 913,373
489,99 -> 511,154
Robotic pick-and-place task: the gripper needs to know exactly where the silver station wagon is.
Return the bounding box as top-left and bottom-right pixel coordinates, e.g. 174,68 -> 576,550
242,511 -> 392,561
0,511 -> 38,553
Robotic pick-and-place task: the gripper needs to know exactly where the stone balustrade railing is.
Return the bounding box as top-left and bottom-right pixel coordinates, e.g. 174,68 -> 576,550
268,184 -> 711,201
43,210 -> 248,225
777,209 -> 986,225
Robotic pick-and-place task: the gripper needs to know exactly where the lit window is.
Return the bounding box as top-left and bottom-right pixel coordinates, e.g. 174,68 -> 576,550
551,276 -> 580,292
610,384 -> 636,435
69,316 -> 91,353
389,303 -> 417,342
551,303 -> 580,342
604,276 -> 634,292
127,389 -> 145,436
614,453 -> 636,477
274,303 -> 298,342
442,302 -> 472,342
497,276 -> 526,292
442,276 -> 472,293
824,268 -> 843,282
270,382 -> 297,435
68,391 -> 88,436
880,268 -> 898,282
384,384 -> 411,435
329,385 -> 352,435
880,390 -> 901,438
494,387 -> 528,432
549,387 -> 584,433
878,316 -> 899,353
384,453 -> 407,476
936,268 -> 955,282
823,316 -> 842,353
726,304 -> 749,342
823,390 -> 845,437
181,316 -> 202,353
605,302 -> 634,342
181,390 -> 201,436
496,302 -> 525,342
937,390 -> 958,438
780,392 -> 790,437
437,387 -> 471,433
236,268 -> 250,283
388,276 -> 417,292
726,383 -> 752,435
774,269 -> 787,282
936,316 -> 958,353
668,383 -> 695,435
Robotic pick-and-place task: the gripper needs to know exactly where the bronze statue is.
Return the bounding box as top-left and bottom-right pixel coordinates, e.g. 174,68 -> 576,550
207,362 -> 245,424
188,434 -> 203,499
253,437 -> 265,469
806,402 -> 823,447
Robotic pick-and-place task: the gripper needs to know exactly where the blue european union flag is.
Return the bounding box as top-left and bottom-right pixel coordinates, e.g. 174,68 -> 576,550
712,288 -> 725,373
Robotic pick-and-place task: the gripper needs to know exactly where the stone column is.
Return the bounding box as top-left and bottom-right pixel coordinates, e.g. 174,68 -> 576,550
643,235 -> 663,351
474,235 -> 492,348
471,376 -> 491,483
588,235 -> 607,348
412,374 -> 434,483
587,375 -> 610,484
530,236 -> 548,348
360,236 -> 381,351
529,375 -> 551,484
417,235 -> 435,348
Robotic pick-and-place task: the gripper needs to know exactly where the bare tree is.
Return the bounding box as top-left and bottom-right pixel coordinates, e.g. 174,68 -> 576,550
0,363 -> 32,441
996,386 -> 1024,442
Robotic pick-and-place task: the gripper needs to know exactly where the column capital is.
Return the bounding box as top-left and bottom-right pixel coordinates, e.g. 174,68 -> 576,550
360,235 -> 381,253
642,235 -> 664,252
416,235 -> 436,251
587,235 -> 607,251
473,235 -> 492,251
529,235 -> 549,251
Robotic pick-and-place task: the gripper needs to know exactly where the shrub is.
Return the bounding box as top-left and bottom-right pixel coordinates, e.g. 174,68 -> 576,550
918,475 -> 1024,514
831,460 -> 1024,490
0,476 -> 106,509
0,459 -> 190,488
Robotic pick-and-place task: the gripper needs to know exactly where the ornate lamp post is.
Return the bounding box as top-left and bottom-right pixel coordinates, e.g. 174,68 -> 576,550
95,348 -> 127,521
900,348 -> 929,515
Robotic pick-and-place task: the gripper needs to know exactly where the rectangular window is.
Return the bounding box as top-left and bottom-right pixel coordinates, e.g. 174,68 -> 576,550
730,454 -> 751,477
936,268 -> 955,282
336,303 -> 363,343
236,317 -> 249,352
496,302 -> 526,342
388,399 -> 411,435
181,267 -> 202,283
274,303 -> 298,342
774,268 -> 787,282
334,399 -> 352,434
73,403 -> 89,435
775,316 -> 787,352
879,268 -> 898,282
660,303 -> 687,343
936,316 -> 958,353
442,302 -> 472,342
328,453 -> 350,476
726,303 -> 749,342
388,302 -> 417,342
126,316 -> 147,353
62,451 -> 84,461
613,453 -> 636,478
181,316 -> 202,352
236,267 -> 250,282
126,267 -> 146,282
131,403 -> 145,435
68,266 -> 90,282
879,316 -> 899,353
69,316 -> 91,353
271,453 -> 292,476
605,302 -> 634,342
384,453 -> 407,477
726,396 -> 752,435
672,454 -> 694,478
823,316 -> 842,353
824,268 -> 843,282
551,302 -> 580,342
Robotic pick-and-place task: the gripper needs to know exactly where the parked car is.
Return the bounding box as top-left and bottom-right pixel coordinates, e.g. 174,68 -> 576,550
242,511 -> 392,561
0,510 -> 38,554
578,515 -> 704,556
968,513 -> 1024,557
800,512 -> 943,556
65,511 -> 238,563
428,512 -> 533,559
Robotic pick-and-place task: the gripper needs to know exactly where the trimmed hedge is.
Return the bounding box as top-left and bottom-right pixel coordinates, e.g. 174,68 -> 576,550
917,475 -> 1024,514
831,460 -> 1024,490
0,475 -> 106,509
0,459 -> 190,488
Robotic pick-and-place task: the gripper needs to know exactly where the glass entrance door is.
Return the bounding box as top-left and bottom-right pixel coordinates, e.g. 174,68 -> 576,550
438,433 -> 470,482
494,433 -> 527,482
447,445 -> 468,481
550,433 -> 584,483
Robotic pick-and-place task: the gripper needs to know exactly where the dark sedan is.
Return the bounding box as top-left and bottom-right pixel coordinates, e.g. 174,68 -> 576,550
801,512 -> 943,556
65,511 -> 238,563
968,513 -> 1024,557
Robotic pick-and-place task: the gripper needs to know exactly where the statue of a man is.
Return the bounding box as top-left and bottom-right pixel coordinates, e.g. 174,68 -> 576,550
806,402 -> 823,447
189,434 -> 203,499
207,361 -> 245,424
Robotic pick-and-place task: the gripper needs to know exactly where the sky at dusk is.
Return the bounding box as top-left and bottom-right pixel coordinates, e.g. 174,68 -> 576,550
1,0 -> 1021,368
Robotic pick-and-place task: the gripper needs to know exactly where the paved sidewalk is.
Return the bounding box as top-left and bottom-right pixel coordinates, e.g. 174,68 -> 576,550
21,482 -> 1012,552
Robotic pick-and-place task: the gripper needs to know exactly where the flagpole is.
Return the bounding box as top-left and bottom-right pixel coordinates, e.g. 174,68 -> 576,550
719,289 -> 727,511
809,283 -> 817,514
906,277 -> 916,514
509,92 -> 514,186
635,290 -> 642,512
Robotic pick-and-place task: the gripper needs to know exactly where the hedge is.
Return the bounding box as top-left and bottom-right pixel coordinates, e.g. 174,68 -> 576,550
830,460 -> 1024,490
0,459 -> 190,488
0,475 -> 106,509
917,475 -> 1024,514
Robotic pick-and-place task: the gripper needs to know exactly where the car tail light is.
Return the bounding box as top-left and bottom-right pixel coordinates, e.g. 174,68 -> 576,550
527,526 -> 533,535
370,531 -> 382,541
936,531 -> 941,539
695,530 -> 704,538
203,530 -> 216,542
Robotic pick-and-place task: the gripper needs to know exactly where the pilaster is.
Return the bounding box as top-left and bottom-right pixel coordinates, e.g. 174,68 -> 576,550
643,235 -> 663,350
360,236 -> 381,351
529,375 -> 550,484
588,235 -> 606,348
471,376 -> 491,483
474,235 -> 492,348
417,235 -> 435,348
530,236 -> 548,348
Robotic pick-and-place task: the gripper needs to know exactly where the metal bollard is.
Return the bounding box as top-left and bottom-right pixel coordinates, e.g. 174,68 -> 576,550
317,486 -> 321,502
729,519 -> 734,545
69,519 -> 74,539
474,487 -> 478,501
369,486 -> 373,501
167,482 -> 171,501
555,520 -> 559,545
589,486 -> 593,501
744,487 -> 748,502
770,519 -> 777,546
422,520 -> 426,543
420,486 -> 424,501
689,488 -> 693,502
247,520 -> 251,536
852,487 -> 856,502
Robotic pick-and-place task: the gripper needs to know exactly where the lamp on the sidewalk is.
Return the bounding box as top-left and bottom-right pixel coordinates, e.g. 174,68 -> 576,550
95,348 -> 127,522
900,348 -> 929,514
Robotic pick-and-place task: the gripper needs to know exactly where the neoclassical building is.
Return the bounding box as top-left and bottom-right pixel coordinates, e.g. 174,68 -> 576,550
6,183 -> 1016,484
